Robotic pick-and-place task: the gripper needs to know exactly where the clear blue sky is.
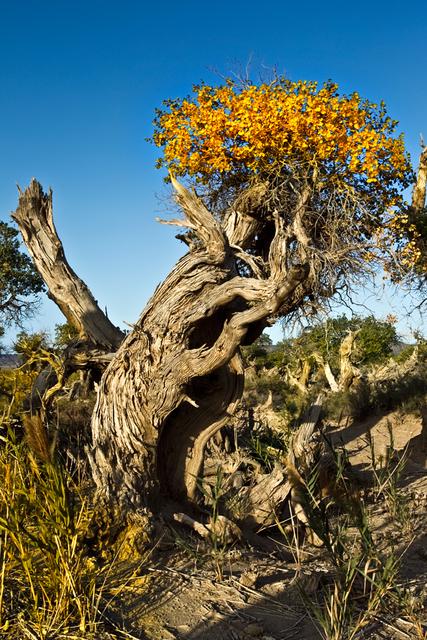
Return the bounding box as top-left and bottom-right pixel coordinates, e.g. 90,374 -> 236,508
0,0 -> 426,345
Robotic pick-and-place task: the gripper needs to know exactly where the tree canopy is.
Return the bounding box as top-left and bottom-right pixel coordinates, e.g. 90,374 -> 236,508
0,221 -> 45,329
152,78 -> 425,305
280,314 -> 399,372
153,79 -> 412,213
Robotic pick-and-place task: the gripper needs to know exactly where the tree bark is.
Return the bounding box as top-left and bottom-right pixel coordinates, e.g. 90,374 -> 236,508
338,330 -> 360,391
88,178 -> 311,514
412,145 -> 427,213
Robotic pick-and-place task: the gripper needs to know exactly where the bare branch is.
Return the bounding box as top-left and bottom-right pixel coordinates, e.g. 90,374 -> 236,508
186,264 -> 309,378
156,217 -> 196,230
170,175 -> 228,257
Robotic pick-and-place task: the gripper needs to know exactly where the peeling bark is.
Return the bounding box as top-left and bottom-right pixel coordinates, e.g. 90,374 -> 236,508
13,177 -> 324,520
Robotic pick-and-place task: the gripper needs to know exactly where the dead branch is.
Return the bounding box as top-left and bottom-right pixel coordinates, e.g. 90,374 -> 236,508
412,145 -> 427,213
12,180 -> 124,350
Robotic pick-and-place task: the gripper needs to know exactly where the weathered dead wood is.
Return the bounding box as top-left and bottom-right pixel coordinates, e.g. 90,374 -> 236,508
323,361 -> 339,392
173,512 -> 210,538
252,390 -> 288,433
287,395 -> 323,467
338,330 -> 360,391
288,331 -> 360,396
174,512 -> 242,545
236,463 -> 291,528
233,396 -> 324,530
13,176 -> 324,524
12,180 -> 124,350
412,145 -> 427,213
311,353 -> 339,392
286,395 -> 326,545
285,358 -> 312,395
172,510 -> 292,557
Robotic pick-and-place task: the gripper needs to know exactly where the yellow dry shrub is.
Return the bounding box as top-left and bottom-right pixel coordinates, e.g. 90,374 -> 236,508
0,367 -> 37,416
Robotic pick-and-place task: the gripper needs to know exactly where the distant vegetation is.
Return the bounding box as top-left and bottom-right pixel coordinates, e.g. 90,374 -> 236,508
243,316 -> 427,424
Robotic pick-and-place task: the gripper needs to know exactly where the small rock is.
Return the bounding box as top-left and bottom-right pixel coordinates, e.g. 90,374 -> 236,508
207,515 -> 242,544
245,622 -> 264,637
239,570 -> 258,588
176,624 -> 190,634
260,579 -> 287,596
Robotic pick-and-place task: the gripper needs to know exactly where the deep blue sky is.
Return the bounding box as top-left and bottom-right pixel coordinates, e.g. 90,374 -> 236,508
0,0 -> 426,344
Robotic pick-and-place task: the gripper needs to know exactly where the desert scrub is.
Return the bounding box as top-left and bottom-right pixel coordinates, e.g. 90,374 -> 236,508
0,365 -> 38,417
0,425 -> 92,637
301,507 -> 399,639
296,443 -> 422,639
366,422 -> 411,528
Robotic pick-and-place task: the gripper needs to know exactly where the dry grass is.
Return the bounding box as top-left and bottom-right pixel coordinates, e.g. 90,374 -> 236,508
0,417 -> 149,639
294,442 -> 427,639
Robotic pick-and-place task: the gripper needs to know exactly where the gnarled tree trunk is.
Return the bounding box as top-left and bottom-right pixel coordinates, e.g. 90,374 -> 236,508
89,179 -> 311,513
12,146 -> 427,528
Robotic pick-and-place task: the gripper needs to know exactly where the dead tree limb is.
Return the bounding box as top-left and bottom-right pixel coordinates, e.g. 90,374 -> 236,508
12,180 -> 124,350
412,145 -> 427,213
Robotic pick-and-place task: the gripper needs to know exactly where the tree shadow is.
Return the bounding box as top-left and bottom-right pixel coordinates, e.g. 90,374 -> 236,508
140,564 -> 317,640
327,413 -> 382,449
403,404 -> 427,469
185,589 -> 316,640
326,405 -> 427,487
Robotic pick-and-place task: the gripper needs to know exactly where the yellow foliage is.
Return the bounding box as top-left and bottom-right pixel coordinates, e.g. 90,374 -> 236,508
152,79 -> 412,215
151,78 -> 427,276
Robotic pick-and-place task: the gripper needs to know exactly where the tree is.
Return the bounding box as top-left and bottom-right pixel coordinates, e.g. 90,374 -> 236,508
280,314 -> 399,393
0,221 -> 44,329
353,315 -> 399,365
14,330 -> 51,363
53,322 -> 80,352
282,314 -> 399,370
11,78 -> 425,523
243,332 -> 274,368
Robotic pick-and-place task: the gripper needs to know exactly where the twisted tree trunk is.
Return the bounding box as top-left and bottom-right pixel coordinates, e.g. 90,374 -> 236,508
89,179 -> 311,513
12,145 -> 427,528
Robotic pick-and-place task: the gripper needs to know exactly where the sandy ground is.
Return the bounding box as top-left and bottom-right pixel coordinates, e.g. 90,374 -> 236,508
112,407 -> 427,640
